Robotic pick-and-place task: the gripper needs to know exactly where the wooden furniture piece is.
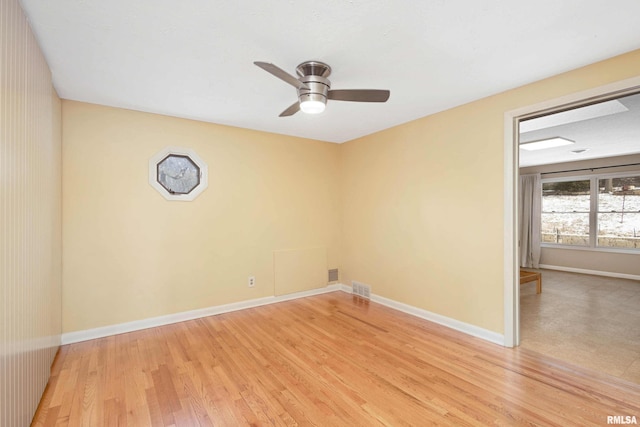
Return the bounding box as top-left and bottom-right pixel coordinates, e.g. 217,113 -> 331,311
520,269 -> 542,294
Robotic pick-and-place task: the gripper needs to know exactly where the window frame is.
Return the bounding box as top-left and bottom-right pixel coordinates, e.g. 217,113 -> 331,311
156,154 -> 201,195
540,170 -> 640,253
541,176 -> 591,247
149,146 -> 209,201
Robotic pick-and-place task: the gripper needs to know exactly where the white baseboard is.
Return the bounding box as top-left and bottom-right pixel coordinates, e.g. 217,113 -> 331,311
63,283 -> 505,347
539,264 -> 640,281
338,285 -> 505,346
62,284 -> 343,345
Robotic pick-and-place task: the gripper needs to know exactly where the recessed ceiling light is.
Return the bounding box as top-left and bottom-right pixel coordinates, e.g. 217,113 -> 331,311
519,137 -> 575,151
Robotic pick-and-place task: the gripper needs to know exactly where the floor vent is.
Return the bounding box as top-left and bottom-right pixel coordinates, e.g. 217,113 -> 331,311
352,281 -> 371,299
328,268 -> 339,282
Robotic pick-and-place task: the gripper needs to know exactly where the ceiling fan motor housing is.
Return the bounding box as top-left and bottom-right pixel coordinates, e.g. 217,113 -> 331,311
298,75 -> 330,105
296,61 -> 331,106
296,61 -> 331,78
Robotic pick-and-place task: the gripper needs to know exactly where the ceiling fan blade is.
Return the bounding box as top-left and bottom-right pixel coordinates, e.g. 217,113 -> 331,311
254,61 -> 309,90
328,89 -> 390,102
279,101 -> 300,117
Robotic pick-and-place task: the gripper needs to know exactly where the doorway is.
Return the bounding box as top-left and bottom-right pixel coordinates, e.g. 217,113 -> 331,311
503,76 -> 640,348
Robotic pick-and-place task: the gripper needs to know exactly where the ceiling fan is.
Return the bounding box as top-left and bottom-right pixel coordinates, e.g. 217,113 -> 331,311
254,60 -> 390,117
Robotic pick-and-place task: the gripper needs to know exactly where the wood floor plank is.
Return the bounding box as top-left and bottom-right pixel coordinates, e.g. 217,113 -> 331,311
33,292 -> 640,426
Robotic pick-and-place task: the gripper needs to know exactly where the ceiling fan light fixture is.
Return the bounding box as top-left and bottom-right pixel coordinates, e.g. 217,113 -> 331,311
300,99 -> 326,114
254,60 -> 390,117
299,91 -> 327,114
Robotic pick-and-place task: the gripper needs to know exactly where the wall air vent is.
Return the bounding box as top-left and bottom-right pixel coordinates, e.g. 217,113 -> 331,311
328,268 -> 339,282
352,281 -> 371,299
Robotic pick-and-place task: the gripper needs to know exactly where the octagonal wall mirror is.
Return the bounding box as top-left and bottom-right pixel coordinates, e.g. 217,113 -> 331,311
149,147 -> 208,201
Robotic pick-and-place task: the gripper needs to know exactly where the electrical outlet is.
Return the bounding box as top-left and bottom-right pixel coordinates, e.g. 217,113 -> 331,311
248,276 -> 255,288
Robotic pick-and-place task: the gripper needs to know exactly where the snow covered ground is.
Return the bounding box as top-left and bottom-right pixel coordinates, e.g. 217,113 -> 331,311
541,194 -> 640,247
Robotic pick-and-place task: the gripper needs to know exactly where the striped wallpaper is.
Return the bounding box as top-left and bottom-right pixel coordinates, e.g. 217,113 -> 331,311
1,0 -> 63,425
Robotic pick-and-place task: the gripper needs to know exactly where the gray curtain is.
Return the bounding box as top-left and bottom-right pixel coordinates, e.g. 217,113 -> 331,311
519,173 -> 541,268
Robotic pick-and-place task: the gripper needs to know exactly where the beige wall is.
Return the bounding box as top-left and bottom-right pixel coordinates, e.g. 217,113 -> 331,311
62,50 -> 640,338
62,101 -> 341,333
521,154 -> 640,276
341,49 -> 640,335
0,1 -> 62,425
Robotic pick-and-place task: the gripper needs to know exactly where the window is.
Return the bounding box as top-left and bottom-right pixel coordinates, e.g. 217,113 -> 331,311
149,147 -> 208,201
541,179 -> 590,246
541,173 -> 640,251
597,176 -> 640,249
157,154 -> 200,195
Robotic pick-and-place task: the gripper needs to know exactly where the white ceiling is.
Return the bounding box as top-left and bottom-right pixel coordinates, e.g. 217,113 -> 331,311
520,93 -> 640,167
19,0 -> 640,143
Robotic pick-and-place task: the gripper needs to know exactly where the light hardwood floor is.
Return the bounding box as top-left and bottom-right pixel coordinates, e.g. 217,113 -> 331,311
521,269 -> 640,383
33,292 -> 640,426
